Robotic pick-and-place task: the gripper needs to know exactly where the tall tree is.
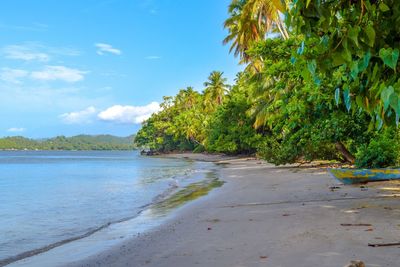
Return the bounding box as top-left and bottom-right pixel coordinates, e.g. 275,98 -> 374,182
174,86 -> 200,110
244,0 -> 288,39
203,71 -> 230,111
223,0 -> 263,63
223,0 -> 288,64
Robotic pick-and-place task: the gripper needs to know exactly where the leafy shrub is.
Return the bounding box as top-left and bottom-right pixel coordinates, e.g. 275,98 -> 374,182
257,127 -> 340,165
205,87 -> 262,155
193,145 -> 205,153
355,129 -> 400,168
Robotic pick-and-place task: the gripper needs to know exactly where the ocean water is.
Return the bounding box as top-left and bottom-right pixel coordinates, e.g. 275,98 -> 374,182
0,151 -> 215,265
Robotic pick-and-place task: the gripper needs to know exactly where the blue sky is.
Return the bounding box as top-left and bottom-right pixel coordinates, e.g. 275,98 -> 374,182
0,0 -> 242,138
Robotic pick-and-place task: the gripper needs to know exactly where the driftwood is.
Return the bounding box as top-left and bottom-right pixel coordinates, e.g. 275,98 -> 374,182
340,223 -> 372,227
368,242 -> 400,247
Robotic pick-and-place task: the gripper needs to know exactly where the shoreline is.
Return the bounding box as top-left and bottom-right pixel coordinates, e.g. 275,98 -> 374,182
9,153 -> 400,267
6,154 -> 225,267
68,154 -> 400,267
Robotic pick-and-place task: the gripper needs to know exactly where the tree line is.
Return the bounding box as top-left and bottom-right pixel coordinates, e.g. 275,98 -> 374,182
135,0 -> 400,168
0,135 -> 136,151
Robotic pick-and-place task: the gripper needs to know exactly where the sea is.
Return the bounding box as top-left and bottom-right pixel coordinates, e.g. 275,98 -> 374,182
0,150 -> 217,266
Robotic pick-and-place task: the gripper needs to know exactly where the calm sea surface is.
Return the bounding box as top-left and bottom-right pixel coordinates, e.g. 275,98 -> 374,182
0,151 -> 213,263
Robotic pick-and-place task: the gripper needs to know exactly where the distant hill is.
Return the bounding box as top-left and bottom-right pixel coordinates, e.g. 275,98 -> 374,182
0,134 -> 136,151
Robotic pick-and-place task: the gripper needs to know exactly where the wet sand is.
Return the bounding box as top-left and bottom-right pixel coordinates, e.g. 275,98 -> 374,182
16,154 -> 400,266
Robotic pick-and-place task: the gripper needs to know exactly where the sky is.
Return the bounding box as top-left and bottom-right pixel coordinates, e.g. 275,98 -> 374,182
0,0 -> 242,138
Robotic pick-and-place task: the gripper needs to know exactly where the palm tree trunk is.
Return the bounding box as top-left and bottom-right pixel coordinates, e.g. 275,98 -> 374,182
335,141 -> 355,164
276,18 -> 289,40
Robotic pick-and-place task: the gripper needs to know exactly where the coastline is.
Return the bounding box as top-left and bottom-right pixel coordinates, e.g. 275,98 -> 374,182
5,153 -> 225,267
9,153 -> 400,267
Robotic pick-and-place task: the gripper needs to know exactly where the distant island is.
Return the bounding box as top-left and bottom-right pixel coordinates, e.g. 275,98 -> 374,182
0,135 -> 136,151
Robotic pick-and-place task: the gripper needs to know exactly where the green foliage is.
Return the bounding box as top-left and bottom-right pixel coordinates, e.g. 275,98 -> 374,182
287,0 -> 400,127
206,83 -> 261,154
136,1 -> 400,168
245,37 -> 372,164
135,72 -> 231,153
0,135 -> 136,150
355,128 -> 400,168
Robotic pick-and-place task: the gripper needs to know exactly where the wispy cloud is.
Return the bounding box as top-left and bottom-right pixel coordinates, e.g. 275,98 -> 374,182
0,68 -> 29,84
145,55 -> 161,60
31,66 -> 87,83
7,127 -> 25,133
95,43 -> 122,56
60,106 -> 97,124
0,22 -> 48,32
1,43 -> 81,62
98,102 -> 160,124
3,44 -> 50,62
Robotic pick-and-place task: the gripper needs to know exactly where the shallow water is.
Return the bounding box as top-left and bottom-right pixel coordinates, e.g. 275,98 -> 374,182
0,151 -> 216,264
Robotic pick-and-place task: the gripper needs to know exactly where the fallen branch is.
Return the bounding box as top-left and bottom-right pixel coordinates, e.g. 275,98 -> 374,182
341,223 -> 372,227
368,242 -> 400,247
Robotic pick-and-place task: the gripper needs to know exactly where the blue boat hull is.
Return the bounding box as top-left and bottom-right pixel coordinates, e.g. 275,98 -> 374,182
329,168 -> 400,184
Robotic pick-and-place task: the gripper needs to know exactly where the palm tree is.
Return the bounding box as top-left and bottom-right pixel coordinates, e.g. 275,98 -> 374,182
174,87 -> 200,110
223,0 -> 289,64
245,0 -> 289,39
203,71 -> 230,111
223,0 -> 263,64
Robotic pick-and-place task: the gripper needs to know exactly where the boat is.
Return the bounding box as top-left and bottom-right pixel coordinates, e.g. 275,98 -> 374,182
329,168 -> 400,185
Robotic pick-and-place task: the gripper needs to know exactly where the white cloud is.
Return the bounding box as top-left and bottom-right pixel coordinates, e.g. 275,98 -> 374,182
7,127 -> 25,132
31,66 -> 87,83
60,106 -> 97,124
95,43 -> 122,56
0,68 -> 29,84
3,45 -> 50,62
145,55 -> 161,60
98,102 -> 160,124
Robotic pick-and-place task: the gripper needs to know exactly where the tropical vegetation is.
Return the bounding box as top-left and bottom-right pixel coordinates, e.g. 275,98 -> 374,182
135,0 -> 400,168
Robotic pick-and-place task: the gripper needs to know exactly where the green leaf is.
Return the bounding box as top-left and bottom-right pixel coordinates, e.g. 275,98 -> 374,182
365,25 -> 375,47
348,26 -> 360,47
332,52 -> 346,67
375,115 -> 383,130
358,51 -> 371,72
381,86 -> 394,112
335,88 -> 340,106
341,48 -> 352,62
379,48 -> 399,70
307,59 -> 316,75
297,41 -> 305,55
343,88 -> 351,112
350,61 -> 359,80
389,93 -> 400,116
356,95 -> 364,109
306,0 -> 312,8
371,63 -> 379,81
379,2 -> 390,12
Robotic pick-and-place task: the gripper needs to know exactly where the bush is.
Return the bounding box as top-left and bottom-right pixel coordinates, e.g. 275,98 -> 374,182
355,129 -> 400,168
193,145 -> 205,153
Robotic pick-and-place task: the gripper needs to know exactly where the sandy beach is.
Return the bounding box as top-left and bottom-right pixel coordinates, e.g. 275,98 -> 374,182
50,153 -> 398,267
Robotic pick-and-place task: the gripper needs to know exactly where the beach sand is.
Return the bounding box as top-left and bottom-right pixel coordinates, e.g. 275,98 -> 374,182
44,154 -> 400,266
